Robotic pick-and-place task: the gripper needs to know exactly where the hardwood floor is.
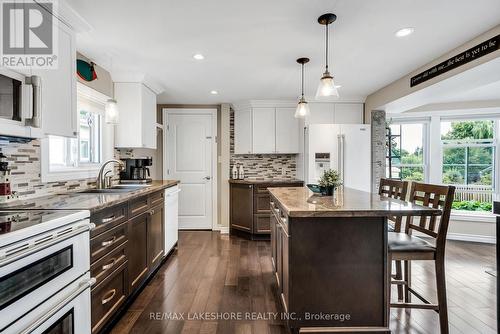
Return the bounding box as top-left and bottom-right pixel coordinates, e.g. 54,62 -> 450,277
110,231 -> 496,334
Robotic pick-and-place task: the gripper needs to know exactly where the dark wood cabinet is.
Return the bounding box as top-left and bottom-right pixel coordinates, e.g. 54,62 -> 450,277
89,188 -> 170,333
229,180 -> 303,239
91,261 -> 128,334
148,205 -> 164,272
127,212 -> 149,291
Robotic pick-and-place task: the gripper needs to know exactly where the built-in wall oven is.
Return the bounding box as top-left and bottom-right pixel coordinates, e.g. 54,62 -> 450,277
0,210 -> 93,334
0,67 -> 42,139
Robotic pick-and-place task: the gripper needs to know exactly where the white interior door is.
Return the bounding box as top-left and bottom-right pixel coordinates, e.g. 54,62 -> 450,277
166,111 -> 215,229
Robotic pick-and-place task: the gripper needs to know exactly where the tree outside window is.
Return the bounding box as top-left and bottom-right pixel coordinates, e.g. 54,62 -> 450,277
441,120 -> 494,212
386,123 -> 425,182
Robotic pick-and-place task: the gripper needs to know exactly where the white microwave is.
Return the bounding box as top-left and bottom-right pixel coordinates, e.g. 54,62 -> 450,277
0,68 -> 42,139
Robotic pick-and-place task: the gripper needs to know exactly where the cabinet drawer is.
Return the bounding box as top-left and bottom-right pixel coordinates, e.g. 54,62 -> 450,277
150,190 -> 164,208
254,193 -> 271,214
91,240 -> 128,286
254,214 -> 271,234
91,204 -> 128,238
91,261 -> 128,333
129,195 -> 149,218
90,222 -> 128,263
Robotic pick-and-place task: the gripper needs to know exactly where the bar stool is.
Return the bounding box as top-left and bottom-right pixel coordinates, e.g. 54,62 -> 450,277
388,182 -> 455,334
378,178 -> 409,232
378,178 -> 409,301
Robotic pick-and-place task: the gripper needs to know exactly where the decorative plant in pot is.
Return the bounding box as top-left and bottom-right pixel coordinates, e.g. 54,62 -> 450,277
318,169 -> 342,196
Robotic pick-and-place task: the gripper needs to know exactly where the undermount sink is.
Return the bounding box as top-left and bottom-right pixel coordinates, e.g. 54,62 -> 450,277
80,184 -> 152,194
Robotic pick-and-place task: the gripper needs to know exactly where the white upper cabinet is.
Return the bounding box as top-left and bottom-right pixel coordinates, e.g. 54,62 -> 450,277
275,108 -> 299,154
33,18 -> 77,137
306,102 -> 364,125
234,108 -> 252,154
334,103 -> 364,124
252,108 -> 275,154
306,103 -> 334,124
114,82 -> 157,149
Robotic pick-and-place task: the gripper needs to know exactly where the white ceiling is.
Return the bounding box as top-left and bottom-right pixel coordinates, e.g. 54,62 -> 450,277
66,0 -> 500,104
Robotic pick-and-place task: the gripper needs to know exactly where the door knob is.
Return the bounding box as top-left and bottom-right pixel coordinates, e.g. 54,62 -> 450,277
204,176 -> 211,180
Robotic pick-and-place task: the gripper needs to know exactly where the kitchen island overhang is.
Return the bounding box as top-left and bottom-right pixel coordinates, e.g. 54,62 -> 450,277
268,186 -> 441,334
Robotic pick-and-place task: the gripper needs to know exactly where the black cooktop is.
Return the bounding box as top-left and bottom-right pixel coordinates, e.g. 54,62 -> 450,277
0,210 -> 81,235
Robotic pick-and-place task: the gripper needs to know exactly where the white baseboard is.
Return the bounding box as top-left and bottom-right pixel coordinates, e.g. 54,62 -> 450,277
447,233 -> 496,244
213,226 -> 229,234
219,226 -> 229,234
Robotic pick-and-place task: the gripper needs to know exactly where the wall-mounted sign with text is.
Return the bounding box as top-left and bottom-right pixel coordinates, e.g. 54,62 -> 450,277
410,34 -> 499,87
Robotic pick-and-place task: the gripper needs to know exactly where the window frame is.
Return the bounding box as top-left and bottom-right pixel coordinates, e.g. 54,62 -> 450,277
389,113 -> 500,219
41,84 -> 112,182
387,120 -> 429,183
440,119 -> 495,188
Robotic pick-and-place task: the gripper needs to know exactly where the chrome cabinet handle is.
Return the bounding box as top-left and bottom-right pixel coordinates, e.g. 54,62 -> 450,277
101,236 -> 117,247
102,258 -> 117,271
102,215 -> 115,223
149,209 -> 155,215
101,289 -> 117,305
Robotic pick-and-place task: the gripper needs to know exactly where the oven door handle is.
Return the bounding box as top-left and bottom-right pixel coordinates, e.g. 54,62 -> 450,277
0,222 -> 95,267
19,277 -> 96,334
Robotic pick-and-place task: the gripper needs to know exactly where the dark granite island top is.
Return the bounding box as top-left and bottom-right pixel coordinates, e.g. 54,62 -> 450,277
267,186 -> 441,334
0,180 -> 179,213
268,186 -> 442,218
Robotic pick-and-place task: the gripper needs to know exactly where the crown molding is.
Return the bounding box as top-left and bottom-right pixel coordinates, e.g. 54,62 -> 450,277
112,72 -> 165,95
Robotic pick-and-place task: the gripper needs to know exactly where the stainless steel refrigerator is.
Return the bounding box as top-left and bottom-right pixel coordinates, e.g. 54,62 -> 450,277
304,124 -> 371,192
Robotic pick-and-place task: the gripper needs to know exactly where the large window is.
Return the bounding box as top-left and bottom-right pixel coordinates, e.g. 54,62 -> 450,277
441,120 -> 495,212
387,123 -> 426,182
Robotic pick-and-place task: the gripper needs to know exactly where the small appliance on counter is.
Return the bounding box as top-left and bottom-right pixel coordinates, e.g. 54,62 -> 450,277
119,157 -> 153,184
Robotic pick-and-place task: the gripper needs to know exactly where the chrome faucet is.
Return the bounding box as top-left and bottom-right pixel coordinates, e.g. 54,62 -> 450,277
96,159 -> 125,189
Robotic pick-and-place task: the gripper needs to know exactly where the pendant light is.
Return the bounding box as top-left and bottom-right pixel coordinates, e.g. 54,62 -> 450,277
295,57 -> 310,119
316,13 -> 339,98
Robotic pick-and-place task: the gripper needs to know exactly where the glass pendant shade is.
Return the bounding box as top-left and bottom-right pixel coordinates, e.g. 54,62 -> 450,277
105,99 -> 119,124
316,72 -> 339,98
294,98 -> 310,118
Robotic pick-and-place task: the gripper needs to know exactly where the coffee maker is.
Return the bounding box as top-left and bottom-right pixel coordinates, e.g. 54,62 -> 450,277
119,157 -> 153,184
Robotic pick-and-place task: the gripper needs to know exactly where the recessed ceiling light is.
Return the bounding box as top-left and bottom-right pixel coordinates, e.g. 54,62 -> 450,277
210,90 -> 218,95
193,54 -> 205,60
395,27 -> 415,38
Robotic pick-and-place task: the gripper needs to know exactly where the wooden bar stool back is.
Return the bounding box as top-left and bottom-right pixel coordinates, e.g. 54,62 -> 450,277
389,181 -> 455,334
378,178 -> 409,232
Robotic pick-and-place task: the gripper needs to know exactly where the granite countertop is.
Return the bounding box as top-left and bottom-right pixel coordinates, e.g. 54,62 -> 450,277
0,180 -> 179,213
268,186 -> 442,218
228,179 -> 304,184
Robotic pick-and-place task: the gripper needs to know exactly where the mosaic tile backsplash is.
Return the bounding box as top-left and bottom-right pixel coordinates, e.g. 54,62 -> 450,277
0,139 -> 94,200
229,110 -> 298,180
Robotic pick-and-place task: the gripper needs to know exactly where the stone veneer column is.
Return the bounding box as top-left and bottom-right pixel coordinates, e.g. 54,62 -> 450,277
371,110 -> 386,193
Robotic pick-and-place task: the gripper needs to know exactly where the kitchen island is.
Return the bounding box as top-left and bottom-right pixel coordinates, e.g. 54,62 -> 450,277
268,186 -> 441,334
